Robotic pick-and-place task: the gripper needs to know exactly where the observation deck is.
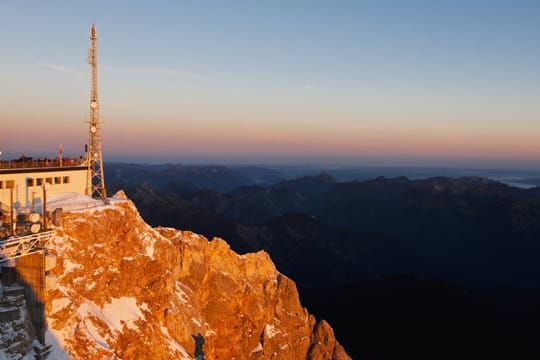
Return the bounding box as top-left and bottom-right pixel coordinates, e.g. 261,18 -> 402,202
0,157 -> 86,173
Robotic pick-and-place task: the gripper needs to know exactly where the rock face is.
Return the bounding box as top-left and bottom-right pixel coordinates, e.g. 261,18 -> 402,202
44,193 -> 350,359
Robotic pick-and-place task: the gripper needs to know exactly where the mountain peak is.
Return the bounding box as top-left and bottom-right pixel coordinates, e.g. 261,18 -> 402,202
315,171 -> 336,183
29,195 -> 351,359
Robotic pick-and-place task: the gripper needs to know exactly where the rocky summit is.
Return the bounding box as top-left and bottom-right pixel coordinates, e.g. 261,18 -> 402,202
39,191 -> 350,359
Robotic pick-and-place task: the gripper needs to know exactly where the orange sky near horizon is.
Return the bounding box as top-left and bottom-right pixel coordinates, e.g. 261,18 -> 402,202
1,1 -> 539,168
3,109 -> 540,165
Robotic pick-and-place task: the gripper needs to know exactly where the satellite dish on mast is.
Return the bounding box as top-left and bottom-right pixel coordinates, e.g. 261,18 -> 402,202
30,223 -> 41,234
29,213 -> 41,223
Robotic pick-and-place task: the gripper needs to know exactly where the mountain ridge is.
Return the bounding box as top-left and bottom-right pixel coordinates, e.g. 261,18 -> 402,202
38,191 -> 350,359
113,173 -> 540,289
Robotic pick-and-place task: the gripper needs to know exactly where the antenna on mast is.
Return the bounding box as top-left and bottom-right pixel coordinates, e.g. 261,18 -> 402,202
86,24 -> 107,199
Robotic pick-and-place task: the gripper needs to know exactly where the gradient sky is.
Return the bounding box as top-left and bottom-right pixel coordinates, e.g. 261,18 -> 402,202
0,1 -> 539,167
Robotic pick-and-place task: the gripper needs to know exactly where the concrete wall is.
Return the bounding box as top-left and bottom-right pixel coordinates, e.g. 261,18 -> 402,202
16,251 -> 46,344
0,167 -> 87,212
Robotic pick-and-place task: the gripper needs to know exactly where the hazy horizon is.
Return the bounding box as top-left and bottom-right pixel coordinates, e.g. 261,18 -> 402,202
3,148 -> 540,172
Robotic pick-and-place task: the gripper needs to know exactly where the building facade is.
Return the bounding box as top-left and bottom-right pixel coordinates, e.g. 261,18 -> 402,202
0,161 -> 87,213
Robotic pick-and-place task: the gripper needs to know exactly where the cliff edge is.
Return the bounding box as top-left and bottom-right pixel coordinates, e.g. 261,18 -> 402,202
43,192 -> 350,359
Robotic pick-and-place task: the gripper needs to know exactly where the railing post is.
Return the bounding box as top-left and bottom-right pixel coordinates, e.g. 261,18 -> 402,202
10,187 -> 14,236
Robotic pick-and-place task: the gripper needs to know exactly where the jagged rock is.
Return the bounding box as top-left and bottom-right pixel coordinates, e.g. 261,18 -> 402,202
42,196 -> 351,359
308,320 -> 350,360
112,190 -> 129,200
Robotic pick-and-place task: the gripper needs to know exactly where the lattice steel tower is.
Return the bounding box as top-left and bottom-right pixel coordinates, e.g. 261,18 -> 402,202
86,24 -> 107,199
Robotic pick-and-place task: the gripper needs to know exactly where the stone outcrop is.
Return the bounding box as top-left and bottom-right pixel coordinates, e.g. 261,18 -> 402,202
42,193 -> 351,359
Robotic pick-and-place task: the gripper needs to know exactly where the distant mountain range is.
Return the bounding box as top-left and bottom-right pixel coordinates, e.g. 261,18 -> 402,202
106,163 -> 540,359
105,163 -> 284,192
108,164 -> 540,289
106,162 -> 540,190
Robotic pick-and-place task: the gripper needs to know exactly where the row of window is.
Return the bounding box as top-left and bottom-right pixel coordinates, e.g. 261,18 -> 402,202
0,180 -> 15,189
27,176 -> 70,187
0,176 -> 70,189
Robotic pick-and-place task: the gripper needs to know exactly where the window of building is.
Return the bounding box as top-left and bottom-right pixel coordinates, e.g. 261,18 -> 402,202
0,181 -> 3,189
46,178 -> 52,184
36,178 -> 43,186
27,178 -> 34,187
6,180 -> 15,189
54,177 -> 61,184
63,176 -> 70,184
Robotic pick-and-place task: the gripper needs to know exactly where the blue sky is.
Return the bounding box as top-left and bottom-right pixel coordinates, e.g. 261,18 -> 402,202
0,1 -> 539,167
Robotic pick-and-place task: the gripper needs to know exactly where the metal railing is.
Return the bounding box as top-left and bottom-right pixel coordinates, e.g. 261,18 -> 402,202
0,230 -> 54,263
0,158 -> 86,170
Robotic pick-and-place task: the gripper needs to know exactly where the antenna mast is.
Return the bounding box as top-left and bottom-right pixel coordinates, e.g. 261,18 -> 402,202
86,24 -> 107,199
